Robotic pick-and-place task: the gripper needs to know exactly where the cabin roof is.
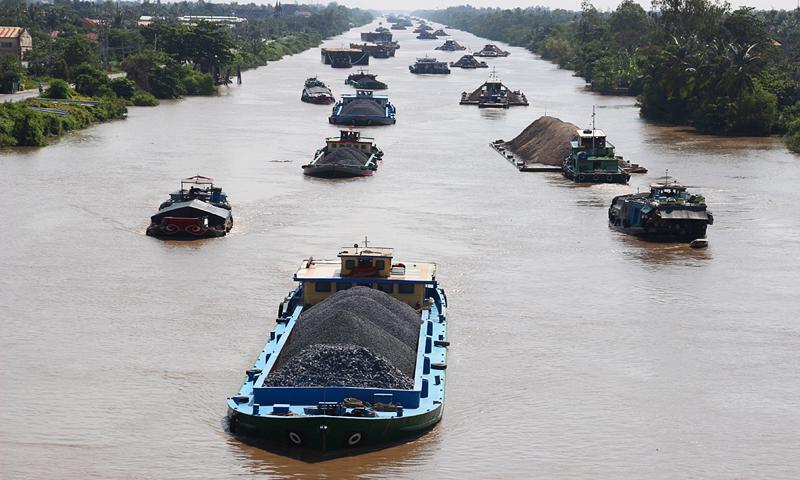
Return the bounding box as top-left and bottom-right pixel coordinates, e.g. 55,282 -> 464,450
182,175 -> 214,184
651,182 -> 686,190
338,246 -> 393,257
577,129 -> 606,138
294,259 -> 436,283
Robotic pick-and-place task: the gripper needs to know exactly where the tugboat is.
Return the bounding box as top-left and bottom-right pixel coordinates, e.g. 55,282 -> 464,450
146,176 -> 233,238
563,109 -> 630,184
450,54 -> 488,69
329,90 -> 397,126
409,57 -> 451,74
460,69 -> 528,107
608,176 -> 714,242
345,70 -> 388,90
302,130 -> 382,178
227,243 -> 448,451
436,39 -> 466,51
473,44 -> 510,57
301,77 -> 335,105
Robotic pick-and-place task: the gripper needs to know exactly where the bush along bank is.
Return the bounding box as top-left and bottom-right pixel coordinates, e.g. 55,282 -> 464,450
0,82 -> 127,147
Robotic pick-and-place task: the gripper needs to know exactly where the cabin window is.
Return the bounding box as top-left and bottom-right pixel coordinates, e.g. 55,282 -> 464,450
345,259 -> 355,270
375,260 -> 386,270
398,284 -> 415,294
377,283 -> 393,293
357,283 -> 371,288
358,258 -> 373,268
314,282 -> 332,292
336,282 -> 352,291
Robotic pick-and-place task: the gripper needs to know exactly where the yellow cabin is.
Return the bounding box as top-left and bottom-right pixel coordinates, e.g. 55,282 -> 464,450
294,244 -> 436,308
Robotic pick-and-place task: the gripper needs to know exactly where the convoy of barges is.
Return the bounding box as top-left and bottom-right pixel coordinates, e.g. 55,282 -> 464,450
140,15 -> 715,457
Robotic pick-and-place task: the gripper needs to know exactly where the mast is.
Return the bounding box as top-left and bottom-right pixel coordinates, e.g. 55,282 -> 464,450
591,105 -> 596,155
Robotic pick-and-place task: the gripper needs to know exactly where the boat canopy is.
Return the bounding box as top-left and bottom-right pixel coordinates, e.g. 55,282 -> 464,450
151,199 -> 231,223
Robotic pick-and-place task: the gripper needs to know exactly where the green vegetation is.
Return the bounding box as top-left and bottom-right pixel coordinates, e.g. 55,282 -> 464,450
422,2 -> 800,149
1,1 -> 371,148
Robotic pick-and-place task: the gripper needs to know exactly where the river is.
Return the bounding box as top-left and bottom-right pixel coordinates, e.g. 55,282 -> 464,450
2,19 -> 800,479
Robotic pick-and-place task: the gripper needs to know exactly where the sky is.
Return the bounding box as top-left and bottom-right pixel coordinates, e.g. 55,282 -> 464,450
294,0 -> 799,11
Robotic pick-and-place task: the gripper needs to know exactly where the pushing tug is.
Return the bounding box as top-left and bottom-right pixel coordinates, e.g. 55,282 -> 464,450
409,57 -> 451,74
436,39 -> 466,51
608,177 -> 714,242
345,70 -> 388,90
563,112 -> 630,184
146,176 -> 233,239
450,54 -> 488,69
302,130 -> 383,178
459,69 -> 528,108
300,77 -> 335,105
329,90 -> 397,126
227,243 -> 448,451
473,44 -> 510,57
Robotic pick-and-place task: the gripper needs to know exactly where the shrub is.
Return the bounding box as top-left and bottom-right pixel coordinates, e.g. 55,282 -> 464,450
73,64 -> 109,96
42,79 -> 73,99
131,90 -> 159,106
182,70 -> 215,95
785,118 -> 800,153
110,77 -> 136,99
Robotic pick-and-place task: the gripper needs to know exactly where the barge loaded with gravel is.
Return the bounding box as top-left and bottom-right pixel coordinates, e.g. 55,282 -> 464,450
302,130 -> 383,178
146,175 -> 233,238
329,90 -> 396,126
227,244 -> 448,451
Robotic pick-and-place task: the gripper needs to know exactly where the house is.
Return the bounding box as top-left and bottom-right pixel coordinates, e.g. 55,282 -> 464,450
0,27 -> 32,61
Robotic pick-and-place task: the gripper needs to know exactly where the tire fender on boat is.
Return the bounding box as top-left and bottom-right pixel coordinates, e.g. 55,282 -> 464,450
288,431 -> 303,446
593,175 -> 599,181
347,432 -> 364,447
606,174 -> 612,181
578,174 -> 584,181
164,224 -> 179,234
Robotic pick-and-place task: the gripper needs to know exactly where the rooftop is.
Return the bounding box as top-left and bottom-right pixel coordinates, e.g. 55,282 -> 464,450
0,27 -> 25,38
295,259 -> 436,283
338,246 -> 394,257
577,129 -> 606,138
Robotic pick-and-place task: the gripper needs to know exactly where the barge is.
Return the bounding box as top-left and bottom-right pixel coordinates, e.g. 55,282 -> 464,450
436,39 -> 466,51
409,57 -> 451,74
345,70 -> 388,90
329,90 -> 397,126
609,178 -> 713,242
301,77 -> 335,105
302,130 -> 382,178
146,175 -> 233,238
416,31 -> 438,40
473,44 -> 510,57
321,48 -> 369,68
460,70 -> 528,107
450,54 -> 488,69
227,244 -> 448,451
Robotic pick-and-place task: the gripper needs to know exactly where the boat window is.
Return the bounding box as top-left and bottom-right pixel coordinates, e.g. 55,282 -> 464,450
336,282 -> 352,291
315,282 -> 332,292
357,283 -> 372,288
345,259 -> 355,269
377,283 -> 394,293
358,258 -> 373,268
375,260 -> 386,269
398,284 -> 415,294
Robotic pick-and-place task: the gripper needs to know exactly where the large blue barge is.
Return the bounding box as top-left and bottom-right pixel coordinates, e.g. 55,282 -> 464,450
228,245 -> 448,451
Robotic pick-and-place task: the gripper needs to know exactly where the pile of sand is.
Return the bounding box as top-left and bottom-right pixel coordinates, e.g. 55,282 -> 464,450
502,116 -> 578,166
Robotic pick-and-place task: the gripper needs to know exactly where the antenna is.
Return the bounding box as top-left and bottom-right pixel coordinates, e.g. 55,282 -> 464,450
363,235 -> 369,248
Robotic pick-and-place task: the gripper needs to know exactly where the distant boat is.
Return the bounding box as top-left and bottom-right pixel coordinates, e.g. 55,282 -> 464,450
146,176 -> 233,239
460,69 -> 528,108
329,90 -> 397,126
416,31 -> 438,40
302,130 -> 382,178
450,54 -> 488,69
345,70 -> 388,90
473,44 -> 510,57
301,77 -> 334,105
435,39 -> 466,51
562,111 -> 629,184
409,57 -> 451,74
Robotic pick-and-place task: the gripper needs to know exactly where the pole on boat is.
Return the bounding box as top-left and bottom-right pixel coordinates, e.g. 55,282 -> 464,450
591,105 -> 596,155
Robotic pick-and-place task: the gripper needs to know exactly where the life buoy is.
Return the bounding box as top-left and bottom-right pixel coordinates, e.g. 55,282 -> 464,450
288,431 -> 303,445
347,432 -> 363,446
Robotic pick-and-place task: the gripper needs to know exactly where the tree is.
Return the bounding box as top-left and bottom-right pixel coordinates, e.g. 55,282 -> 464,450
0,54 -> 26,93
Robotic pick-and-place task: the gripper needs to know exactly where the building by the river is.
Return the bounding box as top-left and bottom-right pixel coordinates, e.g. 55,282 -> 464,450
0,27 -> 32,61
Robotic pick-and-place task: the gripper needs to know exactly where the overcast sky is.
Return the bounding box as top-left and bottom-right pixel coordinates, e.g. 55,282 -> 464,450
298,0 -> 799,11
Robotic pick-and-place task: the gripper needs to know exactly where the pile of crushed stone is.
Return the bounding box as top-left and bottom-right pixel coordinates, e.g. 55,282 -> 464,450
502,116 -> 578,166
265,287 -> 421,388
340,100 -> 385,116
318,147 -> 370,166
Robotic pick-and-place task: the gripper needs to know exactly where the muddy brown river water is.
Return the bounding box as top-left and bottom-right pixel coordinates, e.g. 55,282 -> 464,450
2,20 -> 800,479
